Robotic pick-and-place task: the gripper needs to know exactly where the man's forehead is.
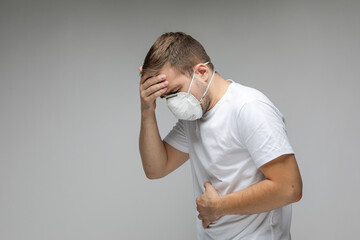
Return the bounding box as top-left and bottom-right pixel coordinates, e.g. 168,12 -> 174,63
160,66 -> 176,77
142,66 -> 171,80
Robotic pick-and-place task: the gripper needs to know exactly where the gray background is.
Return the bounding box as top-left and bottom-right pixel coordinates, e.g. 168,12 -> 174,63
1,0 -> 359,239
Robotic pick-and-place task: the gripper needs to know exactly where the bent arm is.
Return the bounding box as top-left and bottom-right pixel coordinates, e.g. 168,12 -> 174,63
218,154 -> 302,215
138,71 -> 189,179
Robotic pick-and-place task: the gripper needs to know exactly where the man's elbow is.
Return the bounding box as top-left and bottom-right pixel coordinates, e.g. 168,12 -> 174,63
145,173 -> 161,180
288,182 -> 303,203
291,188 -> 302,203
144,170 -> 166,180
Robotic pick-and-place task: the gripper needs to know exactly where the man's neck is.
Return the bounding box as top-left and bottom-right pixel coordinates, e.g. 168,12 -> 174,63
207,74 -> 232,111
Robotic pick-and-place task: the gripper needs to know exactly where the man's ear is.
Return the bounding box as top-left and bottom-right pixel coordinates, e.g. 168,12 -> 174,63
195,63 -> 209,81
139,66 -> 143,73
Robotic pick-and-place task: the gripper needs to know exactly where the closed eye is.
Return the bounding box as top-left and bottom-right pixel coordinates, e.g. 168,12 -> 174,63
161,88 -> 179,99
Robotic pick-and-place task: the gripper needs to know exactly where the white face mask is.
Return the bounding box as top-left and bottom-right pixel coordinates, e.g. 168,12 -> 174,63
165,62 -> 215,121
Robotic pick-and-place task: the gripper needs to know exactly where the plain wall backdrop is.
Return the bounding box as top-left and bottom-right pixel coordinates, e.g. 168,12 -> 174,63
1,0 -> 359,239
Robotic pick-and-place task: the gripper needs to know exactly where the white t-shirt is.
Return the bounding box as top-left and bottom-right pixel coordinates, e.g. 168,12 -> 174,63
164,80 -> 295,240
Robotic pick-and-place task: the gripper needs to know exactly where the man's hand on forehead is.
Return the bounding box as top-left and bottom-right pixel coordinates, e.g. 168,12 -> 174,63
139,69 -> 165,85
139,67 -> 169,113
140,76 -> 174,98
141,74 -> 167,87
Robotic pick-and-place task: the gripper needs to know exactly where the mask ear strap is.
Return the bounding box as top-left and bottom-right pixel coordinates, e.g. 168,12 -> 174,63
200,69 -> 215,102
188,62 -> 210,94
187,72 -> 196,94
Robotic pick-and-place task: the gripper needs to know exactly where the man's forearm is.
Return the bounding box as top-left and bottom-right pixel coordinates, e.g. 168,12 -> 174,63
217,178 -> 299,216
139,111 -> 167,179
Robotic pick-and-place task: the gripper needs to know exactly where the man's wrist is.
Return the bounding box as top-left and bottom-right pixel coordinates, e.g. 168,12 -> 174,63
141,109 -> 155,118
215,195 -> 227,218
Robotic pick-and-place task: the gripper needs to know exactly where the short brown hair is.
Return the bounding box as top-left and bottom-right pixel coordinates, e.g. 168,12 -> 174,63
141,32 -> 214,79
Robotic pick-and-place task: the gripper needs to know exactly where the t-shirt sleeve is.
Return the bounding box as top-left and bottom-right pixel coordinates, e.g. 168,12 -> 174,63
237,100 -> 295,168
163,120 -> 189,153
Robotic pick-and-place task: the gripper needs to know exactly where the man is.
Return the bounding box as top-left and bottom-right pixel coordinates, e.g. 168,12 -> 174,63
138,32 -> 302,240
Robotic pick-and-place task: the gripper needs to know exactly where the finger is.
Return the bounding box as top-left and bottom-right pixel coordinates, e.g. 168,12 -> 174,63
196,196 -> 201,205
204,182 -> 210,188
205,220 -> 212,228
203,220 -> 211,228
143,87 -> 167,102
142,74 -> 166,90
142,81 -> 168,98
204,182 -> 218,195
140,72 -> 165,85
140,73 -> 153,84
204,182 -> 213,191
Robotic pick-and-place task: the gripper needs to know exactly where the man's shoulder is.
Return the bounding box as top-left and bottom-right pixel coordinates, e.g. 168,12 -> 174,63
227,80 -> 272,107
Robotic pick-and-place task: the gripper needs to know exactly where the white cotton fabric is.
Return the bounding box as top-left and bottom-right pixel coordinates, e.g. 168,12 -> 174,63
164,80 -> 295,240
